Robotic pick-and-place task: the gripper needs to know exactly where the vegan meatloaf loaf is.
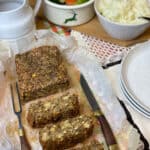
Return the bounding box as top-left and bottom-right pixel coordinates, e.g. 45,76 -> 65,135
15,46 -> 70,103
27,92 -> 80,128
39,115 -> 94,150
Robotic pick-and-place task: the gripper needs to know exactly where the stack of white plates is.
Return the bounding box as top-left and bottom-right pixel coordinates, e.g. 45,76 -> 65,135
120,42 -> 150,118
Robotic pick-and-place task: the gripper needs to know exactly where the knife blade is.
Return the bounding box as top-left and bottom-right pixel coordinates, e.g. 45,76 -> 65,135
80,74 -> 119,150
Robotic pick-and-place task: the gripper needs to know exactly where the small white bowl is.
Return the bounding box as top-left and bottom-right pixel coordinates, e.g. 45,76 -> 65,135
94,0 -> 150,40
43,0 -> 95,26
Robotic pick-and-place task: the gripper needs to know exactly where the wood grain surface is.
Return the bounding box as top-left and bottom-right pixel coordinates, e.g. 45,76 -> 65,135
29,0 -> 150,47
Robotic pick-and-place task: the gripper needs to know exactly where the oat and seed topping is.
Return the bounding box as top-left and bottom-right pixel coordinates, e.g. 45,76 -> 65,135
15,46 -> 70,103
39,115 -> 94,150
27,92 -> 80,128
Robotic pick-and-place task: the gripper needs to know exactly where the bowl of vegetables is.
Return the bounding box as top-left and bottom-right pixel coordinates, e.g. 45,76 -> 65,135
43,0 -> 95,26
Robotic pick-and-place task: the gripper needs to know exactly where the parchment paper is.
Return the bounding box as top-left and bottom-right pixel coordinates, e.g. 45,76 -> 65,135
0,30 -> 141,150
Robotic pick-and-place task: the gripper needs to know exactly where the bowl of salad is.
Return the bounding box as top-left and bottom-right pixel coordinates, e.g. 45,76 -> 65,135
43,0 -> 95,26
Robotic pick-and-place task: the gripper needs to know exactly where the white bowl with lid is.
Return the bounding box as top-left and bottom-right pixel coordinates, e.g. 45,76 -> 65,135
43,0 -> 95,26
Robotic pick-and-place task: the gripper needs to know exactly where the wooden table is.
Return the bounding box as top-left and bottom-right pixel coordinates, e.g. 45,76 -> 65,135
72,17 -> 150,46
29,0 -> 150,47
35,15 -> 150,47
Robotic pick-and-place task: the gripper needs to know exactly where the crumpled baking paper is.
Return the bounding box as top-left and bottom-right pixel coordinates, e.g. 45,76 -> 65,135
0,30 -> 141,150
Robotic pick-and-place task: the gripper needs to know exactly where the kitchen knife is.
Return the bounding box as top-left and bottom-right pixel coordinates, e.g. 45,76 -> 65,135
80,74 -> 119,150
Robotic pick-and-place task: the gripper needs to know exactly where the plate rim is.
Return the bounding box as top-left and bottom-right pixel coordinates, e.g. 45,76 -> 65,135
120,79 -> 150,118
121,44 -> 150,111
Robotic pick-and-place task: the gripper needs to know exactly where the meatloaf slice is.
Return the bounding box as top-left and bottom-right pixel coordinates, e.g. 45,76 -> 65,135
15,46 -> 70,103
71,140 -> 104,150
39,115 -> 94,150
27,92 -> 80,128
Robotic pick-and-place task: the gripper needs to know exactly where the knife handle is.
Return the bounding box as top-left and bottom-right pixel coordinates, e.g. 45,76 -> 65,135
96,115 -> 119,150
19,129 -> 30,150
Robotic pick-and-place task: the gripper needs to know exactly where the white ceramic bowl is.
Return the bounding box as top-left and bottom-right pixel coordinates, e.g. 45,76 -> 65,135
94,0 -> 150,40
43,0 -> 95,26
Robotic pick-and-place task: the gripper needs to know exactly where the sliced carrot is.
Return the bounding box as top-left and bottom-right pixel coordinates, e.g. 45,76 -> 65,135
65,0 -> 77,5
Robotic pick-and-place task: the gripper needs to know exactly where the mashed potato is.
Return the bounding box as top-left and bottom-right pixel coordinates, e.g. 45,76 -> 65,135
98,0 -> 150,24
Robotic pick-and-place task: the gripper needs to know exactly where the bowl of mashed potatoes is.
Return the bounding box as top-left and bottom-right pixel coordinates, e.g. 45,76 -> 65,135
94,0 -> 150,40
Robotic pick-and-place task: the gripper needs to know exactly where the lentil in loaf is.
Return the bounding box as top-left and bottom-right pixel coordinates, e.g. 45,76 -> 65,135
39,115 -> 94,150
27,92 -> 80,128
15,46 -> 70,103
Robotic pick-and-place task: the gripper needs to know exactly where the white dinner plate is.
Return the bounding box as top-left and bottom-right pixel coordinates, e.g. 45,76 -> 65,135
121,42 -> 150,113
120,78 -> 150,118
121,76 -> 150,114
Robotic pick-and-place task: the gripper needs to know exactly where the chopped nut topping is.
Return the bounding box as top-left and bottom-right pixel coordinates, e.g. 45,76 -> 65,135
27,92 -> 80,128
32,73 -> 36,78
15,46 -> 70,103
83,123 -> 90,128
39,115 -> 94,150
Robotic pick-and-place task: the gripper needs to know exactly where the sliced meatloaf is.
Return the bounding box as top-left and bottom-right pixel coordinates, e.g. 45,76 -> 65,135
27,92 -> 80,128
39,115 -> 94,150
15,46 -> 70,103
